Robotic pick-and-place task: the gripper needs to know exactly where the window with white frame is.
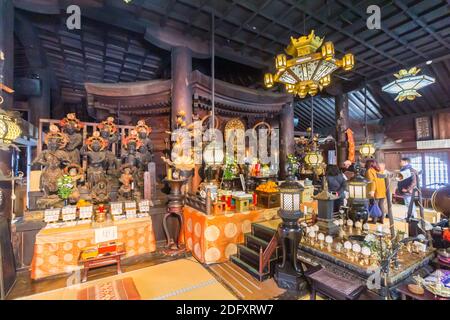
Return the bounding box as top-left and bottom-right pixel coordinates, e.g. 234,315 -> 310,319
402,152 -> 449,189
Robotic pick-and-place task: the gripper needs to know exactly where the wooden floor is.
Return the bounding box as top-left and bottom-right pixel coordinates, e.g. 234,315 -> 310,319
208,262 -> 286,300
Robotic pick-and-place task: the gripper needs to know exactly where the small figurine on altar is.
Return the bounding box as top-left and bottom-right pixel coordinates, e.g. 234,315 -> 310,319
90,179 -> 110,204
64,163 -> 84,204
97,116 -> 118,148
121,130 -> 142,199
59,113 -> 83,164
161,111 -> 194,180
81,131 -> 109,188
118,165 -> 134,201
121,130 -> 141,167
135,119 -> 154,163
94,203 -> 108,223
33,124 -> 71,208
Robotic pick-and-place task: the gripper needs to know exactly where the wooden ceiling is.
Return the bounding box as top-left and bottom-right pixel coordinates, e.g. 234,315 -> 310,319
12,0 -> 450,126
15,9 -> 167,103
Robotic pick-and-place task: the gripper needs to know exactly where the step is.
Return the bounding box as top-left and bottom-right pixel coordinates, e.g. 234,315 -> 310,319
238,244 -> 278,273
244,234 -> 279,259
251,223 -> 277,242
230,255 -> 271,281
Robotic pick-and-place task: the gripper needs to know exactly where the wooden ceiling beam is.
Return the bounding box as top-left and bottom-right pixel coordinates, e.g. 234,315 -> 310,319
230,0 -> 273,38
285,0 -> 407,67
393,0 -> 450,51
336,0 -> 430,61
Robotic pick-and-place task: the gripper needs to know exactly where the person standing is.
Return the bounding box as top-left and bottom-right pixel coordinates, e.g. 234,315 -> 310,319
341,160 -> 355,180
365,160 -> 387,223
397,157 -> 418,218
326,164 -> 347,212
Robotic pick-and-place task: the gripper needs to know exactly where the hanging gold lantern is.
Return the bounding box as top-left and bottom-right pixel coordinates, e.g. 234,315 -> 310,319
0,114 -> 21,144
342,53 -> 355,71
321,41 -> 334,61
359,142 -> 376,159
286,83 -> 295,94
304,150 -> 323,167
264,73 -> 274,88
275,54 -> 287,70
320,75 -> 331,87
263,30 -> 355,98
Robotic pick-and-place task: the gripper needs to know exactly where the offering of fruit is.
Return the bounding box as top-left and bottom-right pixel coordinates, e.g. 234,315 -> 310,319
256,181 -> 279,193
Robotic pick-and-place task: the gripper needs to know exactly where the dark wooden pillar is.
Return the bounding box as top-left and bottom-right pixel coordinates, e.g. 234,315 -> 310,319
28,68 -> 50,126
0,0 -> 14,109
171,46 -> 192,129
335,94 -> 349,167
279,103 -> 295,179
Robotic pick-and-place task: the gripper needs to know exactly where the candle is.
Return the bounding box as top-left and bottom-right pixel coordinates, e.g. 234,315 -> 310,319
167,167 -> 172,179
376,224 -> 383,233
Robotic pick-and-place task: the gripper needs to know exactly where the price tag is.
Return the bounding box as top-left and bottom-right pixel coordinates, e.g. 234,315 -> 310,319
94,226 -> 118,244
44,208 -> 60,223
138,200 -> 150,213
79,206 -> 93,219
110,202 -> 123,216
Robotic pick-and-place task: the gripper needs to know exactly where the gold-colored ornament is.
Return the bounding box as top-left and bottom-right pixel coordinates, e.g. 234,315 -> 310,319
264,30 -> 355,97
0,114 -> 21,144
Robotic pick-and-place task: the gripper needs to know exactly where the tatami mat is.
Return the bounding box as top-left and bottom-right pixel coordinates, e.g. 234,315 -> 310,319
19,258 -> 236,300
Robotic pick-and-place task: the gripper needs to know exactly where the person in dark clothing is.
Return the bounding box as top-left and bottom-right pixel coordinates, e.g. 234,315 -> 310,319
326,164 -> 347,212
396,157 -> 418,218
341,160 -> 355,180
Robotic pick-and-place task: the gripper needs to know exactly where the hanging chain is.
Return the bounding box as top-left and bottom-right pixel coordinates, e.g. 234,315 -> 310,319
364,80 -> 368,142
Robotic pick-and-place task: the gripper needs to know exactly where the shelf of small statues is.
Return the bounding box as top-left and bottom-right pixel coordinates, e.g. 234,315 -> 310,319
299,222 -> 435,283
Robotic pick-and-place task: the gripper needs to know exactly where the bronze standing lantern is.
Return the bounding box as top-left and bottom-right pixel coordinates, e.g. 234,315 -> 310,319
274,175 -> 308,292
348,164 -> 370,223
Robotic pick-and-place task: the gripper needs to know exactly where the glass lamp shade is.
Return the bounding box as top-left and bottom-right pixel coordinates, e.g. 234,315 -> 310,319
382,74 -> 435,102
203,142 -> 224,166
264,73 -> 274,88
275,54 -> 287,70
304,150 -> 323,167
348,175 -> 369,200
0,114 -> 21,144
359,143 -> 376,158
279,179 -> 304,217
320,75 -> 331,87
286,83 -> 295,93
342,53 -> 355,71
321,41 -> 334,61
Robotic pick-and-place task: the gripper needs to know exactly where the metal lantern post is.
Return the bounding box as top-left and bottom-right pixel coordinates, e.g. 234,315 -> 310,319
274,171 -> 308,292
359,83 -> 376,159
348,164 -> 370,223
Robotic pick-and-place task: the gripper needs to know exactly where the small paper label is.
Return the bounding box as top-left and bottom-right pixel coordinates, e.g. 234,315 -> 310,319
62,205 -> 77,215
44,208 -> 60,223
110,202 -> 123,216
79,206 -> 93,219
94,226 -> 118,244
139,200 -> 150,213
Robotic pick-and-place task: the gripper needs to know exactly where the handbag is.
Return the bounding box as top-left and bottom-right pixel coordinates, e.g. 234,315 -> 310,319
368,201 -> 382,218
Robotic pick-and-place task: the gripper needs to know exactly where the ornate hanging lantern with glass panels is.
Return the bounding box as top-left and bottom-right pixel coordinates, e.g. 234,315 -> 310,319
264,30 -> 354,98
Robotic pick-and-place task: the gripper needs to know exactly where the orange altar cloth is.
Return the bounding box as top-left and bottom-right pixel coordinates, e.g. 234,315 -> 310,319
183,206 -> 277,264
30,217 -> 156,280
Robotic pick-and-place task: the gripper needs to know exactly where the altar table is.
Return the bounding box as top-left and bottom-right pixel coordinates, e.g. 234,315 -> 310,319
30,217 -> 156,280
183,206 -> 277,264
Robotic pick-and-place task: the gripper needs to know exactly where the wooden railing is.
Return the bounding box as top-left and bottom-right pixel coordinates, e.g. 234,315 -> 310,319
258,234 -> 278,282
